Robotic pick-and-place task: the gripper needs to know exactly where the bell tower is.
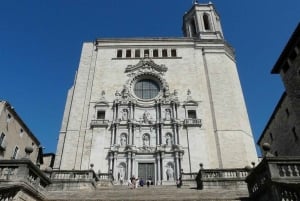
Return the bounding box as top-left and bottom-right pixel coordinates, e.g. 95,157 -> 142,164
182,1 -> 224,39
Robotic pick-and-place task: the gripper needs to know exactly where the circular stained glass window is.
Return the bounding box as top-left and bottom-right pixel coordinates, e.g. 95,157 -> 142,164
134,79 -> 160,99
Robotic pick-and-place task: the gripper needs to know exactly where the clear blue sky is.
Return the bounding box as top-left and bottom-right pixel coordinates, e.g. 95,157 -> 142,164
0,0 -> 299,155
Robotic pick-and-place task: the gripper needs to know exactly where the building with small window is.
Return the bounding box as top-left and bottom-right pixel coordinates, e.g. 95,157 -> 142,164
0,100 -> 43,164
258,23 -> 300,156
54,2 -> 257,185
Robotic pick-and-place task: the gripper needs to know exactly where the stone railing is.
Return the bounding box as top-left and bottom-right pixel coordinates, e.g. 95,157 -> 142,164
246,156 -> 300,201
180,172 -> 198,188
90,119 -> 109,128
183,119 -> 202,127
201,168 -> 248,180
0,159 -> 51,200
50,170 -> 98,180
196,168 -> 248,190
47,169 -> 99,191
98,172 -> 113,181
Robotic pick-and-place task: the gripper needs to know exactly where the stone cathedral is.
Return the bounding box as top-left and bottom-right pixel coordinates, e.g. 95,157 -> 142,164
54,2 -> 257,185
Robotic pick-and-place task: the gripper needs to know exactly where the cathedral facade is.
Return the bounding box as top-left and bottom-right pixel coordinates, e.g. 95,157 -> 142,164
54,2 -> 257,185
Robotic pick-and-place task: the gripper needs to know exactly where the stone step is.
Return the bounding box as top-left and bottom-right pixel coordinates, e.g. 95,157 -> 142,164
46,185 -> 250,201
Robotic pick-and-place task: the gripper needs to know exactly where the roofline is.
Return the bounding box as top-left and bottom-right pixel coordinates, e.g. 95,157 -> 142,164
183,2 -> 219,21
1,100 -> 41,145
257,92 -> 287,144
271,23 -> 300,74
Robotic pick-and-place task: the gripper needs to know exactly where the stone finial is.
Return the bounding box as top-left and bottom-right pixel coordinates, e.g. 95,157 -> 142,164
251,161 -> 256,168
90,163 -> 94,170
262,142 -> 274,157
24,146 -> 33,159
187,89 -> 192,101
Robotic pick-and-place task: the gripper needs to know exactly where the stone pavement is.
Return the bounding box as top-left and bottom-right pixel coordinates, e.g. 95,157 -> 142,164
46,185 -> 250,201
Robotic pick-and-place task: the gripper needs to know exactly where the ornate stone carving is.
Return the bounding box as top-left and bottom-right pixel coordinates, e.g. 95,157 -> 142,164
125,58 -> 168,74
138,146 -> 155,153
142,111 -> 152,124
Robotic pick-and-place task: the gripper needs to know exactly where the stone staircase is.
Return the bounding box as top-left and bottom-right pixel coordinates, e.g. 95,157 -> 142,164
45,185 -> 250,201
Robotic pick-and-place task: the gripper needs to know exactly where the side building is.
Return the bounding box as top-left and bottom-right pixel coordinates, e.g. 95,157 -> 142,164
258,24 -> 300,156
0,100 -> 43,164
54,2 -> 257,185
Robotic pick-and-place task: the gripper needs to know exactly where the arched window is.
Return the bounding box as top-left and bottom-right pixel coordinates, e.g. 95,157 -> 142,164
190,18 -> 197,37
203,13 -> 211,30
162,49 -> 168,57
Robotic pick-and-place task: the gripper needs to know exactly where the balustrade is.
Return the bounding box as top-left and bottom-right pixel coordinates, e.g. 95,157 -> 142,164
90,119 -> 109,128
183,119 -> 202,127
246,156 -> 300,201
50,170 -> 97,181
0,159 -> 51,200
201,168 -> 248,180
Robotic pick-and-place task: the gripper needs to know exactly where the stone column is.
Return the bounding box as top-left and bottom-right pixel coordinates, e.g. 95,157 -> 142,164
109,152 -> 113,171
113,152 -> 118,179
175,152 -> 180,180
172,123 -> 178,145
127,153 -> 131,178
156,153 -> 161,184
132,153 -> 136,177
128,122 -> 132,145
155,103 -> 160,145
115,123 -> 120,145
111,125 -> 115,145
161,152 -> 165,181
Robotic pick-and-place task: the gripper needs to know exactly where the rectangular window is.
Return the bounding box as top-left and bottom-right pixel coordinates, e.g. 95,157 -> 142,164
187,110 -> 197,119
269,132 -> 273,142
286,108 -> 290,117
162,49 -> 168,57
135,49 -> 140,58
153,49 -> 158,57
7,113 -> 11,123
144,49 -> 150,57
20,128 -> 24,137
12,146 -> 19,159
292,127 -> 298,141
97,111 -> 105,119
0,133 -> 5,145
117,50 -> 122,58
171,49 -> 177,57
126,49 -> 131,58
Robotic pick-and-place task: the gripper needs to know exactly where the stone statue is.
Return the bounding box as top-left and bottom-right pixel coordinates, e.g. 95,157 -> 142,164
143,134 -> 150,146
166,134 -> 172,146
122,85 -> 129,98
115,90 -> 121,99
166,165 -> 174,181
187,89 -> 192,101
122,109 -> 128,120
118,165 -> 125,183
165,109 -> 171,120
120,134 -> 127,146
142,111 -> 151,124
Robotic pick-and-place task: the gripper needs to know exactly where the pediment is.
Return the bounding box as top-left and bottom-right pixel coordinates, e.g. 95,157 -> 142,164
183,100 -> 198,106
95,101 -> 109,107
125,58 -> 168,73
